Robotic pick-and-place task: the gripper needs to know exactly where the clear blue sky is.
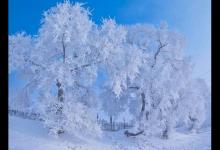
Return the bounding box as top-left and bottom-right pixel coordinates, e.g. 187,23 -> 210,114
9,0 -> 211,89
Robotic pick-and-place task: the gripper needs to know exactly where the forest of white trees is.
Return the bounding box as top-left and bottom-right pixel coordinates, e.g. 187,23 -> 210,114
9,1 -> 211,139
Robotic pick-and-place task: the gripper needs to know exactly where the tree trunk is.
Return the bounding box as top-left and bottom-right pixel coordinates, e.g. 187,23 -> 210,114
124,92 -> 146,137
189,115 -> 198,131
140,93 -> 145,118
146,111 -> 149,120
162,120 -> 170,139
141,93 -> 145,111
56,79 -> 64,103
56,79 -> 64,134
110,115 -> 113,131
97,114 -> 99,123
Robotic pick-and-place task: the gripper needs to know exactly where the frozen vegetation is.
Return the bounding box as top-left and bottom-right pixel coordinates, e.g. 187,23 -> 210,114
9,1 -> 211,150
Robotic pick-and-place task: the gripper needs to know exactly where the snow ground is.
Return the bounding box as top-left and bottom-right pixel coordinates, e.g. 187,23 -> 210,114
9,116 -> 211,150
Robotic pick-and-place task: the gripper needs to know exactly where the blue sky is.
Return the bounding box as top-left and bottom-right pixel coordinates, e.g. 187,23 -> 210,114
9,0 -> 211,89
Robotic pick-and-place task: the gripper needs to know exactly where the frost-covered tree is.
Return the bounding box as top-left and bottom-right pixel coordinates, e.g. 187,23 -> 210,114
122,22 -> 204,138
9,1 -> 210,140
98,19 -> 146,97
9,1 -> 101,137
177,78 -> 210,132
9,32 -> 40,112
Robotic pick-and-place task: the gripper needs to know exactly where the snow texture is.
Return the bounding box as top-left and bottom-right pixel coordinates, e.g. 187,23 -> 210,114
9,116 -> 211,150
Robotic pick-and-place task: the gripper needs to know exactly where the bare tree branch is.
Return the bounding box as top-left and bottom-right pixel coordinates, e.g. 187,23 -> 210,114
128,86 -> 140,90
24,58 -> 46,70
151,39 -> 168,68
62,33 -> 66,63
124,130 -> 144,137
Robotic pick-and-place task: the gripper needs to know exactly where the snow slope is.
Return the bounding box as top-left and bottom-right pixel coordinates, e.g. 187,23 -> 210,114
9,116 -> 211,150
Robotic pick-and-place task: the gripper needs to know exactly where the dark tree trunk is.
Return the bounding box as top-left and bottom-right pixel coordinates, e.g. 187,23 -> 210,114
162,127 -> 168,139
141,93 -> 145,112
189,115 -> 198,131
140,92 -> 146,120
110,115 -> 113,130
56,79 -> 64,103
97,114 -> 99,123
146,111 -> 149,120
56,79 -> 64,134
162,120 -> 169,139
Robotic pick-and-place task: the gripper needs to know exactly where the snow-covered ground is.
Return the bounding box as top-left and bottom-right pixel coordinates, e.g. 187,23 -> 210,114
9,115 -> 211,150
